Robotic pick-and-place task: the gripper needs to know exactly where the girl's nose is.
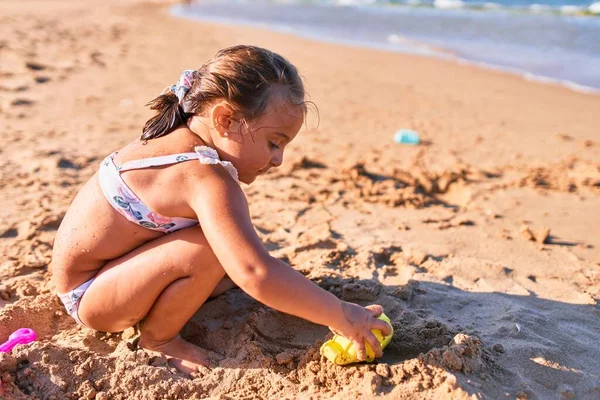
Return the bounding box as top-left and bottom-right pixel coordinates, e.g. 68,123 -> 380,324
271,150 -> 283,168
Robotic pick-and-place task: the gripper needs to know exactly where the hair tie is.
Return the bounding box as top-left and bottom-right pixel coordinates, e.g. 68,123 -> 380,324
168,69 -> 196,104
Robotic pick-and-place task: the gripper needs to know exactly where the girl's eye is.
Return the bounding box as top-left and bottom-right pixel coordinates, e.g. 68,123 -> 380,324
269,141 -> 280,150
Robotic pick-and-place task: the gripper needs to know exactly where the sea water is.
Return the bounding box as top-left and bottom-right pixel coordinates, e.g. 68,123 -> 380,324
172,0 -> 600,93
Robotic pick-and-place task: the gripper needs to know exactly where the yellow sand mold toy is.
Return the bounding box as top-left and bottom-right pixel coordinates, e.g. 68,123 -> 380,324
320,313 -> 394,365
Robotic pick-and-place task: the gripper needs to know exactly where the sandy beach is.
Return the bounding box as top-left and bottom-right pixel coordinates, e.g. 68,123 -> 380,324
1,0 -> 599,398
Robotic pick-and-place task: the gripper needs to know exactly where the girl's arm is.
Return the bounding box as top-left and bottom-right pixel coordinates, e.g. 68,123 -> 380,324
186,167 -> 391,359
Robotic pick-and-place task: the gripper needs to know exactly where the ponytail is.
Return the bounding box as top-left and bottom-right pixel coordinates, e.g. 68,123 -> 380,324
141,92 -> 189,141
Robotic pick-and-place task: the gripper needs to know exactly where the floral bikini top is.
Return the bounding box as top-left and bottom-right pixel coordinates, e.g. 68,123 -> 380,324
98,146 -> 239,234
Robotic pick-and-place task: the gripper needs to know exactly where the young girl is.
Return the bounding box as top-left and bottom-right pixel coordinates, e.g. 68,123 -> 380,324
51,45 -> 391,374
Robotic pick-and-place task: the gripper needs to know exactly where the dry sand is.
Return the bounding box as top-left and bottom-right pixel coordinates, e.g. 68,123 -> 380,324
1,0 -> 599,398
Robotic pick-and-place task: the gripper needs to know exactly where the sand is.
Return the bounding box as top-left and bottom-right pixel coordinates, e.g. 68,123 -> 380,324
0,0 -> 599,398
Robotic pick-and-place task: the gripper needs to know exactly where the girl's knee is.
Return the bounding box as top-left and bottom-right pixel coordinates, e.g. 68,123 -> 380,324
79,307 -> 137,333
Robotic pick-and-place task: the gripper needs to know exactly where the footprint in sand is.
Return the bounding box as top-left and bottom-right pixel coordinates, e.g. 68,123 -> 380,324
34,76 -> 50,84
56,157 -> 80,170
11,98 -> 34,107
0,227 -> 18,239
25,61 -> 47,71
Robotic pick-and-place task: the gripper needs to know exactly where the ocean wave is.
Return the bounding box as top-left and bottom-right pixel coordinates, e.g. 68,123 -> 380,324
383,0 -> 600,16
270,0 -> 600,15
434,0 -> 465,9
334,0 -> 377,5
589,1 -> 600,13
483,3 -> 501,9
453,54 -> 600,94
529,3 -> 553,12
560,5 -> 585,13
383,31 -> 599,94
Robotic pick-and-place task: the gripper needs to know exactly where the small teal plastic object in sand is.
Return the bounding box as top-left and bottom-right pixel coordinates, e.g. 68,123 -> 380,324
394,129 -> 420,145
0,328 -> 37,353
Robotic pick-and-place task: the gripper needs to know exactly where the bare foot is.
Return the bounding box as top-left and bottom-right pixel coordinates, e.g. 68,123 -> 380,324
138,335 -> 211,374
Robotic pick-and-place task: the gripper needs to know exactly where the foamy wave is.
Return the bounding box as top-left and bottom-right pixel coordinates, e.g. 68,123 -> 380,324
434,0 -> 465,10
483,3 -> 500,9
389,0 -> 600,17
529,4 -> 552,13
560,5 -> 585,14
589,2 -> 600,14
334,0 -> 376,5
388,31 -> 600,94
523,72 -> 600,94
453,57 -> 600,94
387,34 -> 405,44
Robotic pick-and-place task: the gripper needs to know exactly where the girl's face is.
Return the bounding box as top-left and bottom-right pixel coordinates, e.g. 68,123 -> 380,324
218,97 -> 305,184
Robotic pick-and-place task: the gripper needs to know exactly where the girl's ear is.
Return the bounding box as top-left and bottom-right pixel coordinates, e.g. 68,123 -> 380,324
210,102 -> 237,137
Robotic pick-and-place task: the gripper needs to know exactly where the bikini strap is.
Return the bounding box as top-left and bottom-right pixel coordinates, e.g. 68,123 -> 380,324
194,146 -> 239,182
116,146 -> 239,182
117,153 -> 200,171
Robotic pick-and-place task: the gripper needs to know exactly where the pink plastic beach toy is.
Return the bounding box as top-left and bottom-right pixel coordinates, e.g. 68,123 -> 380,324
0,328 -> 37,353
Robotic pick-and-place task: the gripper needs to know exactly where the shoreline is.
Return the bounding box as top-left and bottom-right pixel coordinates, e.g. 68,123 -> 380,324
171,3 -> 600,95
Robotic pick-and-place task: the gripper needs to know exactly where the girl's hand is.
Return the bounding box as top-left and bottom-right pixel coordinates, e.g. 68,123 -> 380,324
330,302 -> 393,361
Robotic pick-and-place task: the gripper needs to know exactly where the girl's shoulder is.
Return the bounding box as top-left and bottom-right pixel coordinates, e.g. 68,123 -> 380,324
113,134 -> 238,183
191,146 -> 239,182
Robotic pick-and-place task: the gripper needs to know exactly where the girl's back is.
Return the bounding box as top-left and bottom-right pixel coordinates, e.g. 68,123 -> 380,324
52,129 -> 209,293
